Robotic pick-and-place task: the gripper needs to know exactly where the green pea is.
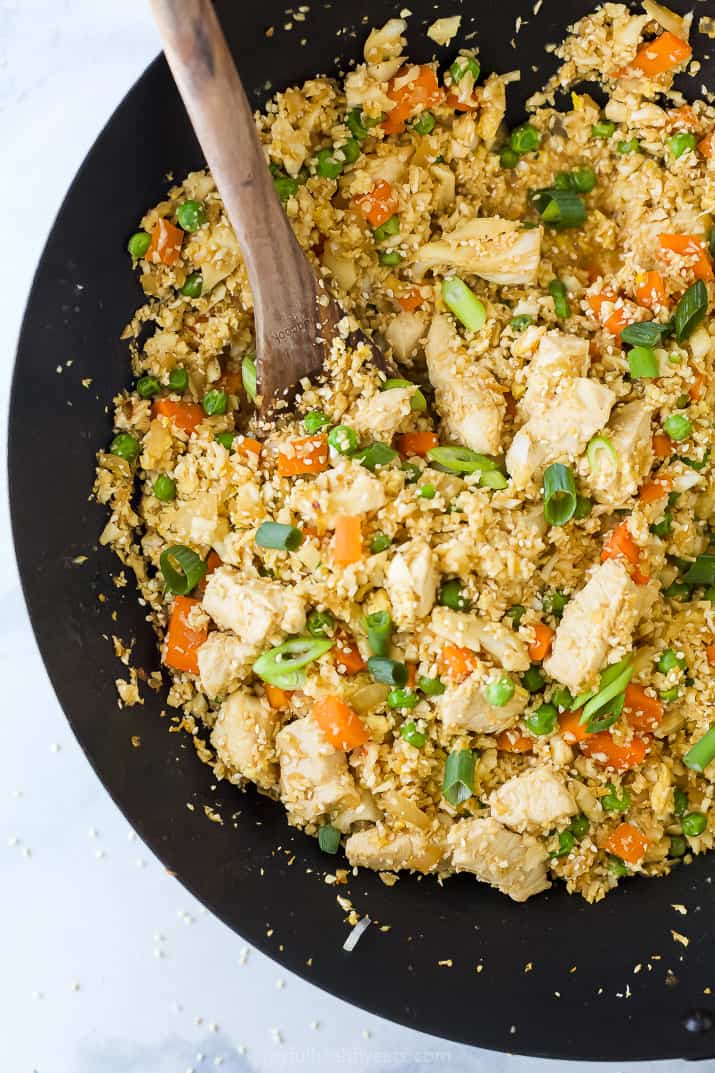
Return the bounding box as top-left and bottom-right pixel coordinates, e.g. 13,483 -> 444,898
109,432 -> 140,462
270,164 -> 300,202
668,132 -> 696,159
307,610 -> 335,637
136,375 -> 160,399
608,854 -> 629,876
570,814 -> 589,839
400,721 -> 426,747
176,199 -> 206,232
346,108 -> 370,141
450,56 -> 480,83
526,702 -> 557,736
510,123 -> 540,154
522,665 -> 545,694
552,830 -> 575,858
682,811 -> 707,837
542,590 -> 569,617
504,604 -> 525,628
153,474 -> 176,501
315,148 -> 343,179
602,783 -> 631,812
411,111 -> 436,135
303,410 -> 330,434
370,532 -> 392,554
500,147 -> 519,169
373,214 -> 400,243
510,314 -> 533,331
181,271 -> 203,298
439,579 -> 469,611
591,120 -> 616,139
669,835 -> 687,858
327,425 -> 358,454
617,138 -> 641,154
484,676 -> 515,707
657,648 -> 686,675
663,413 -> 692,441
673,787 -> 688,816
379,250 -> 403,266
417,675 -> 445,696
551,686 -> 573,710
418,484 -> 436,499
169,367 -> 188,391
203,389 -> 228,416
387,688 -> 418,709
341,139 -> 361,164
127,231 -> 151,258
215,431 -> 235,451
318,825 -> 341,854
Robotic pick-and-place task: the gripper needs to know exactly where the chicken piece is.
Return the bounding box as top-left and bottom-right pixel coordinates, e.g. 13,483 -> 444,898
431,607 -> 530,672
211,691 -> 279,791
447,817 -> 550,902
425,315 -> 505,455
506,379 -> 615,489
275,716 -> 360,825
587,401 -> 653,506
202,568 -> 306,643
520,331 -> 590,416
385,310 -> 427,362
544,558 -> 655,694
489,767 -> 577,834
416,218 -> 542,285
345,824 -> 444,872
385,538 -> 439,628
436,676 -> 529,734
348,386 -> 414,442
197,631 -> 257,699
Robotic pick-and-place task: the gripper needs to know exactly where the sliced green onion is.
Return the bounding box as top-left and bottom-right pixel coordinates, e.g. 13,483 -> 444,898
609,854 -> 630,876
410,111 -> 436,135
682,811 -> 707,836
160,545 -> 207,595
253,636 -> 333,685
587,434 -> 618,474
270,164 -> 300,202
109,432 -> 140,462
479,470 -> 508,490
684,727 -> 715,772
549,278 -> 571,319
505,604 -> 525,628
617,138 -> 640,154
526,702 -> 558,736
438,578 -> 469,611
451,56 -> 480,83
543,463 -> 577,526
215,431 -> 235,451
531,188 -> 586,229
303,409 -> 330,434
551,686 -> 573,710
602,783 -> 631,812
340,139 -> 361,164
370,532 -> 392,554
315,147 -> 343,179
651,513 -> 672,538
203,389 -> 228,416
328,425 -> 359,454
510,314 -> 533,331
387,688 -> 418,709
659,686 -> 680,702
307,609 -> 335,637
241,354 -> 257,402
442,748 -> 475,806
674,280 -> 708,342
381,378 -> 427,411
353,442 -> 398,470
367,657 -> 408,687
255,521 -> 303,551
668,132 -> 696,158
153,474 -> 176,502
484,676 -> 515,707
169,367 -> 188,391
510,123 -> 540,154
400,721 -> 426,747
318,825 -> 341,854
627,346 -> 659,379
663,579 -> 691,600
620,321 -> 673,347
591,120 -> 616,139
554,167 -> 596,193
366,610 -> 392,656
137,375 -> 161,398
417,675 -> 445,696
401,462 -> 421,483
681,554 -> 715,586
427,445 -> 498,475
663,413 -> 692,441
346,107 -> 370,141
441,277 -> 486,331
682,450 -> 710,471
373,214 -> 400,243
578,655 -> 634,727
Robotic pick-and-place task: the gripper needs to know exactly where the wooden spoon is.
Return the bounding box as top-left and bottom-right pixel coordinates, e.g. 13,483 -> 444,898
149,0 -> 387,417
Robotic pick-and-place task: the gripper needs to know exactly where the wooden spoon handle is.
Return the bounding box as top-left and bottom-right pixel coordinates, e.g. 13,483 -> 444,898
148,0 -> 328,409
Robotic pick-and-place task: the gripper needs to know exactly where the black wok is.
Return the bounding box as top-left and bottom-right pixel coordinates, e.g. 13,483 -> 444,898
8,0 -> 715,1059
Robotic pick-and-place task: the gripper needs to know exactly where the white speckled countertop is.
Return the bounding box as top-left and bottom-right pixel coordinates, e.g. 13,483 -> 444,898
0,3 -> 701,1070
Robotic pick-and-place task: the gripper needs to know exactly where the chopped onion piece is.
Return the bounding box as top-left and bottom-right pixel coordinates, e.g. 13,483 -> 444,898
343,915 -> 371,951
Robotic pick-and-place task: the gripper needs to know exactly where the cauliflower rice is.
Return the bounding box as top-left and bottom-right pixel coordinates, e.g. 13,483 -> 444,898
95,4 -> 715,902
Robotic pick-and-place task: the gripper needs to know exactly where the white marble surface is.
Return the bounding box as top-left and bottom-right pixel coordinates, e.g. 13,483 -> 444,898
0,3 -> 702,1070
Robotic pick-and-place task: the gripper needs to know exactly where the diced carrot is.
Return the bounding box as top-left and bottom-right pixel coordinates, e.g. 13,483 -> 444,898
635,270 -> 667,311
496,727 -> 534,753
406,662 -> 417,689
445,91 -> 475,113
639,477 -> 671,504
382,65 -> 443,135
277,435 -> 329,476
653,432 -> 672,458
698,131 -> 714,159
397,286 -> 424,311
529,622 -> 555,662
395,431 -> 439,457
234,435 -> 262,458
312,695 -> 369,750
153,398 -> 204,434
630,32 -> 692,78
302,524 -> 320,540
164,596 -> 207,675
438,643 -> 478,683
587,292 -> 633,335
689,371 -> 707,402
602,520 -> 640,567
205,550 -> 222,576
604,821 -> 649,864
658,233 -> 714,282
624,683 -> 663,732
559,709 -> 591,744
580,731 -> 648,771
334,629 -> 366,675
605,306 -> 633,335
333,516 -> 362,565
146,218 -> 184,265
265,684 -> 293,709
352,179 -> 397,229
668,104 -> 697,130
706,641 -> 715,667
